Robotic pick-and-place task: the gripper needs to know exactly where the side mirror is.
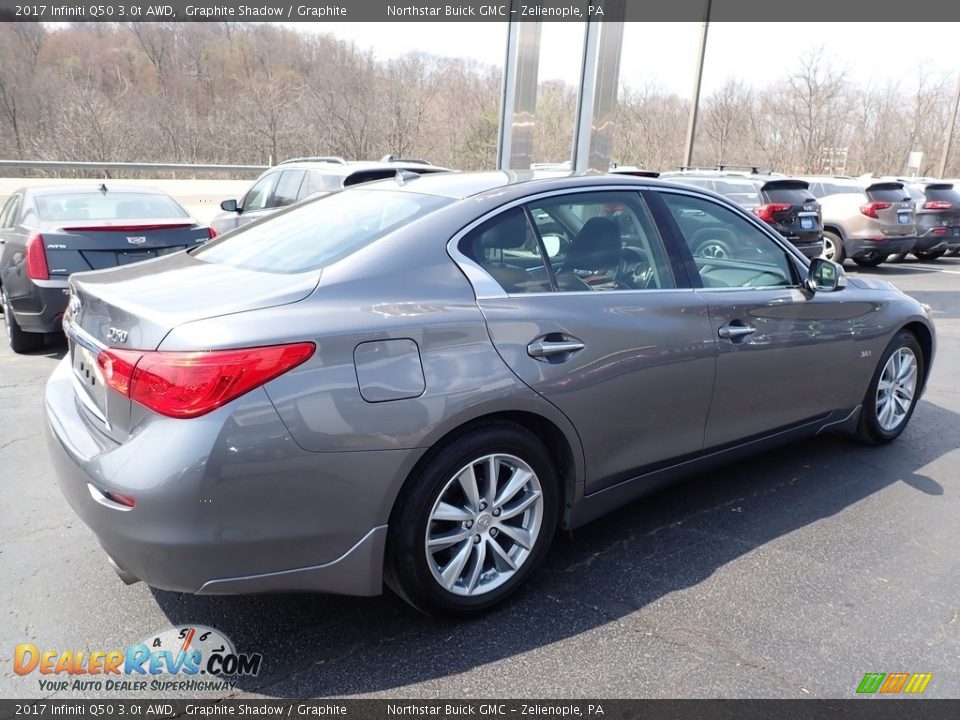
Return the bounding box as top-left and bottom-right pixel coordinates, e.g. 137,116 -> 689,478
805,257 -> 846,293
541,235 -> 562,258
220,199 -> 239,213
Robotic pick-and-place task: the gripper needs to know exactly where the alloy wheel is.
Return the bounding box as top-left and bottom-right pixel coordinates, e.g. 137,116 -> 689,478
822,235 -> 837,261
424,453 -> 544,597
875,347 -> 918,432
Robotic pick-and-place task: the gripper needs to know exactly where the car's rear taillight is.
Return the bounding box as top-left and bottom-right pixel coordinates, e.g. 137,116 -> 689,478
97,343 -> 315,419
859,201 -> 892,218
931,227 -> 949,235
923,200 -> 953,210
26,232 -> 49,280
752,203 -> 792,223
207,226 -> 218,240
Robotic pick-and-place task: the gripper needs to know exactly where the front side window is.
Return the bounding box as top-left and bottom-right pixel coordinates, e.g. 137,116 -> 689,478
661,192 -> 796,289
243,173 -> 280,213
195,189 -> 450,274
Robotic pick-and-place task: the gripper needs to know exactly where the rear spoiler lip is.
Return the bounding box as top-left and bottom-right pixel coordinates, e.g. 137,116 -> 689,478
760,179 -> 813,195
58,221 -> 198,232
865,181 -> 906,193
923,183 -> 955,191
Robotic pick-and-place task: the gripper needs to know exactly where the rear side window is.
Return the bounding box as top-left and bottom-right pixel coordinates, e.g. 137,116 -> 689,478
35,193 -> 188,221
194,189 -> 450,274
459,208 -> 553,294
299,171 -> 340,199
0,195 -> 21,227
713,181 -> 761,207
867,186 -> 909,203
271,170 -> 306,208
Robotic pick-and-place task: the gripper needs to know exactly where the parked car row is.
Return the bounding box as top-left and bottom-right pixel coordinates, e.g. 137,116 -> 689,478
614,165 -> 960,269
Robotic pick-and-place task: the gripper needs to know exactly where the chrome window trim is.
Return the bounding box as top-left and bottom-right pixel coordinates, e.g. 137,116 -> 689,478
447,184 -> 657,301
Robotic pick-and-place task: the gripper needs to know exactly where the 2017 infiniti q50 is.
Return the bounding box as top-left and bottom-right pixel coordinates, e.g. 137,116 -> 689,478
44,173 -> 935,616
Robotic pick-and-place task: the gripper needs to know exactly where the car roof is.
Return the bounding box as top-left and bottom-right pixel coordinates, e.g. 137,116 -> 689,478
24,184 -> 171,197
357,170 -> 730,202
275,159 -> 451,176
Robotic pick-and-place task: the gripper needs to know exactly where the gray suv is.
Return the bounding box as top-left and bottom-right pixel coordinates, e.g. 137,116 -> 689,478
210,156 -> 450,235
801,177 -> 917,267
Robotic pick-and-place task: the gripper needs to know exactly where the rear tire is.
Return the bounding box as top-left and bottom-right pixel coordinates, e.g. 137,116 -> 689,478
2,287 -> 44,354
385,422 -> 559,617
914,249 -> 946,261
822,231 -> 845,263
853,257 -> 884,268
856,330 -> 924,445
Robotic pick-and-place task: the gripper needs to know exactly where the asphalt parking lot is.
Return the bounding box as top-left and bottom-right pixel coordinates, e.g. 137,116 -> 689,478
1,258 -> 958,700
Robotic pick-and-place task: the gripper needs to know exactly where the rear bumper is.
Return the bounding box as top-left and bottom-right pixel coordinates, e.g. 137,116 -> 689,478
8,280 -> 69,334
914,232 -> 960,253
791,239 -> 825,259
44,356 -> 420,596
846,236 -> 916,260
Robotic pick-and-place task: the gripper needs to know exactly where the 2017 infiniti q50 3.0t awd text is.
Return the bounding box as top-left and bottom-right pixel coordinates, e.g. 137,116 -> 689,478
44,173 -> 935,616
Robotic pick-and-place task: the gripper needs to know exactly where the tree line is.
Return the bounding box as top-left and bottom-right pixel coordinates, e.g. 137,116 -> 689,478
0,23 -> 956,178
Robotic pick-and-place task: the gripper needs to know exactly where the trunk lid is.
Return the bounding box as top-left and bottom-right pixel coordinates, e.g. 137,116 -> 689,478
759,180 -> 822,236
865,182 -> 915,235
64,251 -> 320,442
40,219 -> 210,275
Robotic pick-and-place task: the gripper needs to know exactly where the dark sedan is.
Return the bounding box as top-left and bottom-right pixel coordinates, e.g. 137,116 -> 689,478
0,184 -> 212,352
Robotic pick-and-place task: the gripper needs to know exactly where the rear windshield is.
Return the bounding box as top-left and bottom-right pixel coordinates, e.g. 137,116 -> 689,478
193,189 -> 451,274
924,185 -> 960,202
763,186 -> 815,204
36,192 -> 188,222
866,186 -> 909,202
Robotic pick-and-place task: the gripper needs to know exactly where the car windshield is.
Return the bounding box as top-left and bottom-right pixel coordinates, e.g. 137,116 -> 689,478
193,189 -> 451,274
35,192 -> 189,221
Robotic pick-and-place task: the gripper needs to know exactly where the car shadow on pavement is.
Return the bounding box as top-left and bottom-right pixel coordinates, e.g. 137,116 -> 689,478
152,399 -> 953,697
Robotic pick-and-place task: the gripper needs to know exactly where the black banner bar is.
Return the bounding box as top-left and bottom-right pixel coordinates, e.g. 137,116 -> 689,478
1,700 -> 958,720
1,0 -> 960,22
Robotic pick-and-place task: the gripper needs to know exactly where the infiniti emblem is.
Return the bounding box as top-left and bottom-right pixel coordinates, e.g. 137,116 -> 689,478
126,236 -> 146,245
67,295 -> 81,318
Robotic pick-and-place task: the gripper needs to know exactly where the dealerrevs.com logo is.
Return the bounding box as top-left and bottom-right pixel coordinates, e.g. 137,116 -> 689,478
14,625 -> 262,693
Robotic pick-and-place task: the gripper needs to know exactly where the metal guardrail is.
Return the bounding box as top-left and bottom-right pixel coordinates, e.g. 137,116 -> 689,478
0,160 -> 268,174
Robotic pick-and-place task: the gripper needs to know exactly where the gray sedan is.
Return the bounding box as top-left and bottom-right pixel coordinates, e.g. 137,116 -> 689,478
44,173 -> 935,616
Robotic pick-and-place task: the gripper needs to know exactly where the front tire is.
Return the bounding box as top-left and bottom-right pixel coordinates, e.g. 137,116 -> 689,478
385,422 -> 558,616
2,287 -> 44,354
856,330 -> 924,445
853,257 -> 885,268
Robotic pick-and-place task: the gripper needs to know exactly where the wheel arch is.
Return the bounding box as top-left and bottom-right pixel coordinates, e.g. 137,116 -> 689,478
387,407 -> 584,532
900,320 -> 935,394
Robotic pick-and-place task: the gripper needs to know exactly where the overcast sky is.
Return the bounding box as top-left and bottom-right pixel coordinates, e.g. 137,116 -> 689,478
297,22 -> 960,97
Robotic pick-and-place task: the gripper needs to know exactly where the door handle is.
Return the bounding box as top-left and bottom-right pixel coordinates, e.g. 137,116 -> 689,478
718,325 -> 757,340
527,338 -> 585,359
